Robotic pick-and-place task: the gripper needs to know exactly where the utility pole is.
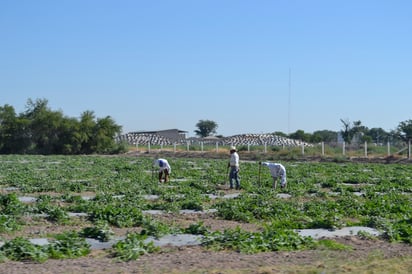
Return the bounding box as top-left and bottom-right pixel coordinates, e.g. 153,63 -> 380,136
288,68 -> 291,135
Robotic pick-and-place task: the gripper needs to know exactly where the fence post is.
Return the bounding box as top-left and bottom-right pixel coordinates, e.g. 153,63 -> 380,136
247,143 -> 250,152
387,141 -> 390,156
148,142 -> 151,153
216,142 -> 218,153
201,142 -> 203,152
342,142 -> 345,155
321,142 -> 324,156
187,142 -> 190,151
409,140 -> 411,159
364,141 -> 367,157
301,143 -> 304,155
264,143 -> 267,153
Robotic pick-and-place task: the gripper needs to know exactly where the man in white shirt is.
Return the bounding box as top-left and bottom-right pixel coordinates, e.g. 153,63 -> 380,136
227,146 -> 240,189
153,158 -> 171,183
259,161 -> 287,189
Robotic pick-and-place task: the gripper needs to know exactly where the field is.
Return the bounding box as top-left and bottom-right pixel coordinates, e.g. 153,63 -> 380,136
1,153 -> 412,273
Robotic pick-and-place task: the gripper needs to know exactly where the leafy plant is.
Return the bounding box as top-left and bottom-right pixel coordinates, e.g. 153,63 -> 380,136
0,193 -> 27,215
112,232 -> 159,261
44,206 -> 70,224
202,226 -> 314,254
79,221 -> 114,242
0,237 -> 48,263
47,231 -> 90,259
0,214 -> 21,232
88,203 -> 144,228
183,221 -> 209,235
140,217 -> 177,238
46,231 -> 90,259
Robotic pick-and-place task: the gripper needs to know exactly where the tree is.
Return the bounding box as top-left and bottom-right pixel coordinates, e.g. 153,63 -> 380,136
288,130 -> 311,142
396,119 -> 412,142
311,130 -> 338,143
0,98 -> 125,155
22,98 -> 69,154
273,131 -> 287,137
78,111 -> 97,154
194,120 -> 218,137
396,119 -> 412,158
340,119 -> 353,144
340,119 -> 368,144
92,116 -> 123,154
367,128 -> 389,144
0,104 -> 31,153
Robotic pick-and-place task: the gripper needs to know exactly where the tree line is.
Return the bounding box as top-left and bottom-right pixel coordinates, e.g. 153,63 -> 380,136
2,99 -> 412,155
0,98 -> 126,155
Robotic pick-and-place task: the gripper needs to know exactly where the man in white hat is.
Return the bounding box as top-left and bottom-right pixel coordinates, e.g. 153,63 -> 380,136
227,146 -> 240,189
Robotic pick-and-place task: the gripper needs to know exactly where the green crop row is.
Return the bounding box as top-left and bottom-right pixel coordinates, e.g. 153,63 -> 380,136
0,155 -> 411,262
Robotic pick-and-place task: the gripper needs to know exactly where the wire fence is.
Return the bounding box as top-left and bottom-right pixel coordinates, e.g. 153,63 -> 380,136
130,140 -> 411,160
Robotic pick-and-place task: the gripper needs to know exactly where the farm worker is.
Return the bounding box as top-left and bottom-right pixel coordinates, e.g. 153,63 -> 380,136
259,161 -> 287,189
153,158 -> 171,183
227,146 -> 240,189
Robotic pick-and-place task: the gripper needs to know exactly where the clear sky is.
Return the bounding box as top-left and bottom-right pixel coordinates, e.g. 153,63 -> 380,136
1,0 -> 411,137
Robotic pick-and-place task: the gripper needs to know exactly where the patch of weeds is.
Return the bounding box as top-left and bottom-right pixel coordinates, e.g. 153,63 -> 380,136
0,214 -> 21,232
202,227 -> 314,254
45,206 -> 70,224
183,221 -> 209,235
0,250 -> 7,263
0,237 -> 48,263
140,217 -> 178,238
180,198 -> 203,211
47,231 -> 90,259
0,193 -> 27,216
79,221 -> 114,242
112,232 -> 159,261
88,204 -> 144,228
357,230 -> 378,240
315,239 -> 353,251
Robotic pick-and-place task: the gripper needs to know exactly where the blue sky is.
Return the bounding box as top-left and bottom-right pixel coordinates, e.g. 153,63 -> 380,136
1,0 -> 411,137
